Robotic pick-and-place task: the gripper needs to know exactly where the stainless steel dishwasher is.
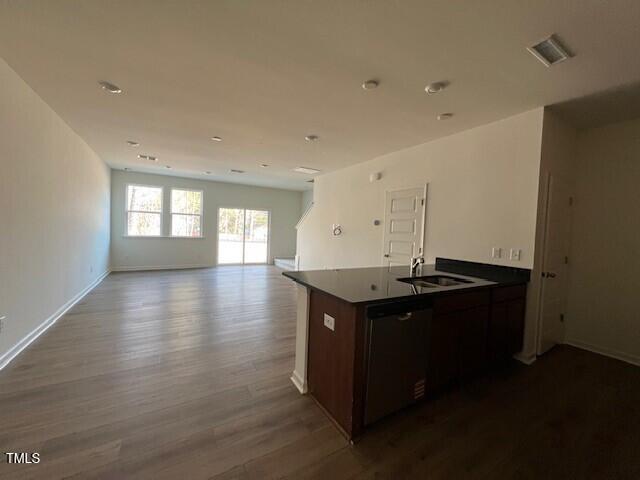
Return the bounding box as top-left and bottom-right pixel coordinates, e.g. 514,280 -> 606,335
364,299 -> 432,425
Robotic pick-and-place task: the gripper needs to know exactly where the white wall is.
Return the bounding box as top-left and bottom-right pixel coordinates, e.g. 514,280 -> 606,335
565,117 -> 640,365
0,59 -> 110,364
111,170 -> 302,270
301,188 -> 313,213
297,109 -> 544,270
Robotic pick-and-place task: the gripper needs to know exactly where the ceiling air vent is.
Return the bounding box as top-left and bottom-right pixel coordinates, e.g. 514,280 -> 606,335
527,35 -> 571,67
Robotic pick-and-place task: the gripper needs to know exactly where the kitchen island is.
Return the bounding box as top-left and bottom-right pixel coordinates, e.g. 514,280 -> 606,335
283,258 -> 530,441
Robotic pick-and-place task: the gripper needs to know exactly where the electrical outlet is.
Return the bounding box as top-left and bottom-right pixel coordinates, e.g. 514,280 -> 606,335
323,313 -> 335,331
492,247 -> 502,259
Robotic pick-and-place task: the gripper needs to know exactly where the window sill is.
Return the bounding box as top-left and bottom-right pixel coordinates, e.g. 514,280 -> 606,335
122,235 -> 206,239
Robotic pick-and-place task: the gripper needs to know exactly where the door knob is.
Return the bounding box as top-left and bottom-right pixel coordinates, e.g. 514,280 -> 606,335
543,271 -> 557,278
384,254 -> 390,258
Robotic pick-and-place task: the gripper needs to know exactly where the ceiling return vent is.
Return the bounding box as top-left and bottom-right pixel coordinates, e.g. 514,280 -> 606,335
527,35 -> 572,67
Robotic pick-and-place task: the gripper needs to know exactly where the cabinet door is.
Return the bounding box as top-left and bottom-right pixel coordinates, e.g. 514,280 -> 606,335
426,312 -> 460,392
488,298 -> 525,364
458,306 -> 489,379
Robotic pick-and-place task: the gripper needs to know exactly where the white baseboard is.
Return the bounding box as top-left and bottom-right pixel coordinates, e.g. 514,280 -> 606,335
565,339 -> 640,367
514,351 -> 537,365
0,269 -> 110,371
290,370 -> 308,394
111,264 -> 212,272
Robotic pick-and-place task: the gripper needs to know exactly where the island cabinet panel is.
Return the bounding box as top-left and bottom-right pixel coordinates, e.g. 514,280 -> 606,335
307,290 -> 366,439
427,291 -> 490,391
488,285 -> 526,364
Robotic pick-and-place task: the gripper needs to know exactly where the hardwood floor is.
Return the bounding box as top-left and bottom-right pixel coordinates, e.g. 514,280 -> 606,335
1,266 -> 639,479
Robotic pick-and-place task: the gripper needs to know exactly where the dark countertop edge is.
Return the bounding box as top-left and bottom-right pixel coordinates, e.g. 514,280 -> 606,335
282,264 -> 528,306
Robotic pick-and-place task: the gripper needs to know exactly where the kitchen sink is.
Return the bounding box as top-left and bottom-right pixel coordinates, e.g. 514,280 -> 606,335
398,275 -> 473,287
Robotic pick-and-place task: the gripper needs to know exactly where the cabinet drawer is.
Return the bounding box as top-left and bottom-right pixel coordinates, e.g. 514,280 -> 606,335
491,284 -> 527,303
434,290 -> 490,314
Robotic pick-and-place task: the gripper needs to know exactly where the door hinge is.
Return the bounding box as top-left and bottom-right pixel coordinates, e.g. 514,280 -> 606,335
564,256 -> 569,265
569,196 -> 573,206
560,313 -> 565,322
421,198 -> 425,206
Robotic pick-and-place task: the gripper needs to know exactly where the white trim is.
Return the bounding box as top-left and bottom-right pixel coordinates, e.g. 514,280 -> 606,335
122,235 -> 206,239
0,269 -> 110,371
111,264 -> 212,272
513,352 -> 537,365
565,339 -> 640,367
290,370 -> 308,394
296,201 -> 314,229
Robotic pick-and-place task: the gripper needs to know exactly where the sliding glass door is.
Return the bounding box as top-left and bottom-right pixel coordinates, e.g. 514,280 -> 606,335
217,208 -> 269,264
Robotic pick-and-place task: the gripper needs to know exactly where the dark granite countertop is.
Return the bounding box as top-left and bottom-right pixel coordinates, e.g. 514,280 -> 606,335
282,258 -> 530,305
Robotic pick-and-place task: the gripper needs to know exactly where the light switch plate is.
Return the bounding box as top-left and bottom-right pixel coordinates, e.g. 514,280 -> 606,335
510,248 -> 521,261
323,313 -> 335,331
492,247 -> 502,259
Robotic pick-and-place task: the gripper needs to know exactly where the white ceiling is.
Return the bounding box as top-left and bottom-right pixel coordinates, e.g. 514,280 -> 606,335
2,0 -> 640,191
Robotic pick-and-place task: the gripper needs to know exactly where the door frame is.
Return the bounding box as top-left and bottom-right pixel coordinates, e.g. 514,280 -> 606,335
534,172 -> 571,355
216,206 -> 272,266
381,184 -> 428,266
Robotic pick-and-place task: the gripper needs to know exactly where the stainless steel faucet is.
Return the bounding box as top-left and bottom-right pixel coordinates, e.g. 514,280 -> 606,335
410,255 -> 424,276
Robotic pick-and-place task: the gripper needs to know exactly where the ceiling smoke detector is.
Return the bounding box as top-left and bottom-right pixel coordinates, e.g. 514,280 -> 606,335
126,140 -> 140,147
304,135 -> 319,142
437,113 -> 454,120
425,81 -> 447,94
204,171 -> 212,175
230,169 -> 245,173
527,35 -> 572,67
211,136 -> 223,142
260,164 -> 269,168
362,79 -> 379,90
165,165 -> 172,169
138,154 -> 157,161
98,81 -> 122,94
294,166 -> 321,174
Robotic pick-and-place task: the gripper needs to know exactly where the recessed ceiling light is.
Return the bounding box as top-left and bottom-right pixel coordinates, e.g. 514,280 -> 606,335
294,166 -> 321,174
260,164 -> 269,168
425,81 -> 447,94
211,136 -> 223,142
305,135 -> 319,142
362,79 -> 379,90
98,81 -> 122,94
230,169 -> 245,173
527,35 -> 571,67
126,140 -> 140,147
138,154 -> 158,161
437,113 -> 454,120
205,171 -> 212,175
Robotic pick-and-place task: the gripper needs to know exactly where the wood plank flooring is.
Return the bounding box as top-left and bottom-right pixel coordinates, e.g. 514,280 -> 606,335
0,266 -> 639,479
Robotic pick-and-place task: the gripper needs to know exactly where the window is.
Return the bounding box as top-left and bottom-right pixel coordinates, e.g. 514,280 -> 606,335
126,185 -> 163,236
218,208 -> 269,264
171,189 -> 203,237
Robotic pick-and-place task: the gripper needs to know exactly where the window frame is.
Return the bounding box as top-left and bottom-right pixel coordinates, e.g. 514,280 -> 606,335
216,206 -> 271,265
125,183 -> 164,237
170,188 -> 204,238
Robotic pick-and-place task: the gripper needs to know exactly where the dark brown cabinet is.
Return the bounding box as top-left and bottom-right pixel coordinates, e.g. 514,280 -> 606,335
306,283 -> 527,441
427,291 -> 490,392
488,285 -> 526,364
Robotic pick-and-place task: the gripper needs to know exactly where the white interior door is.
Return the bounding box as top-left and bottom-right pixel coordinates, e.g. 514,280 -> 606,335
382,186 -> 426,267
538,174 -> 572,354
